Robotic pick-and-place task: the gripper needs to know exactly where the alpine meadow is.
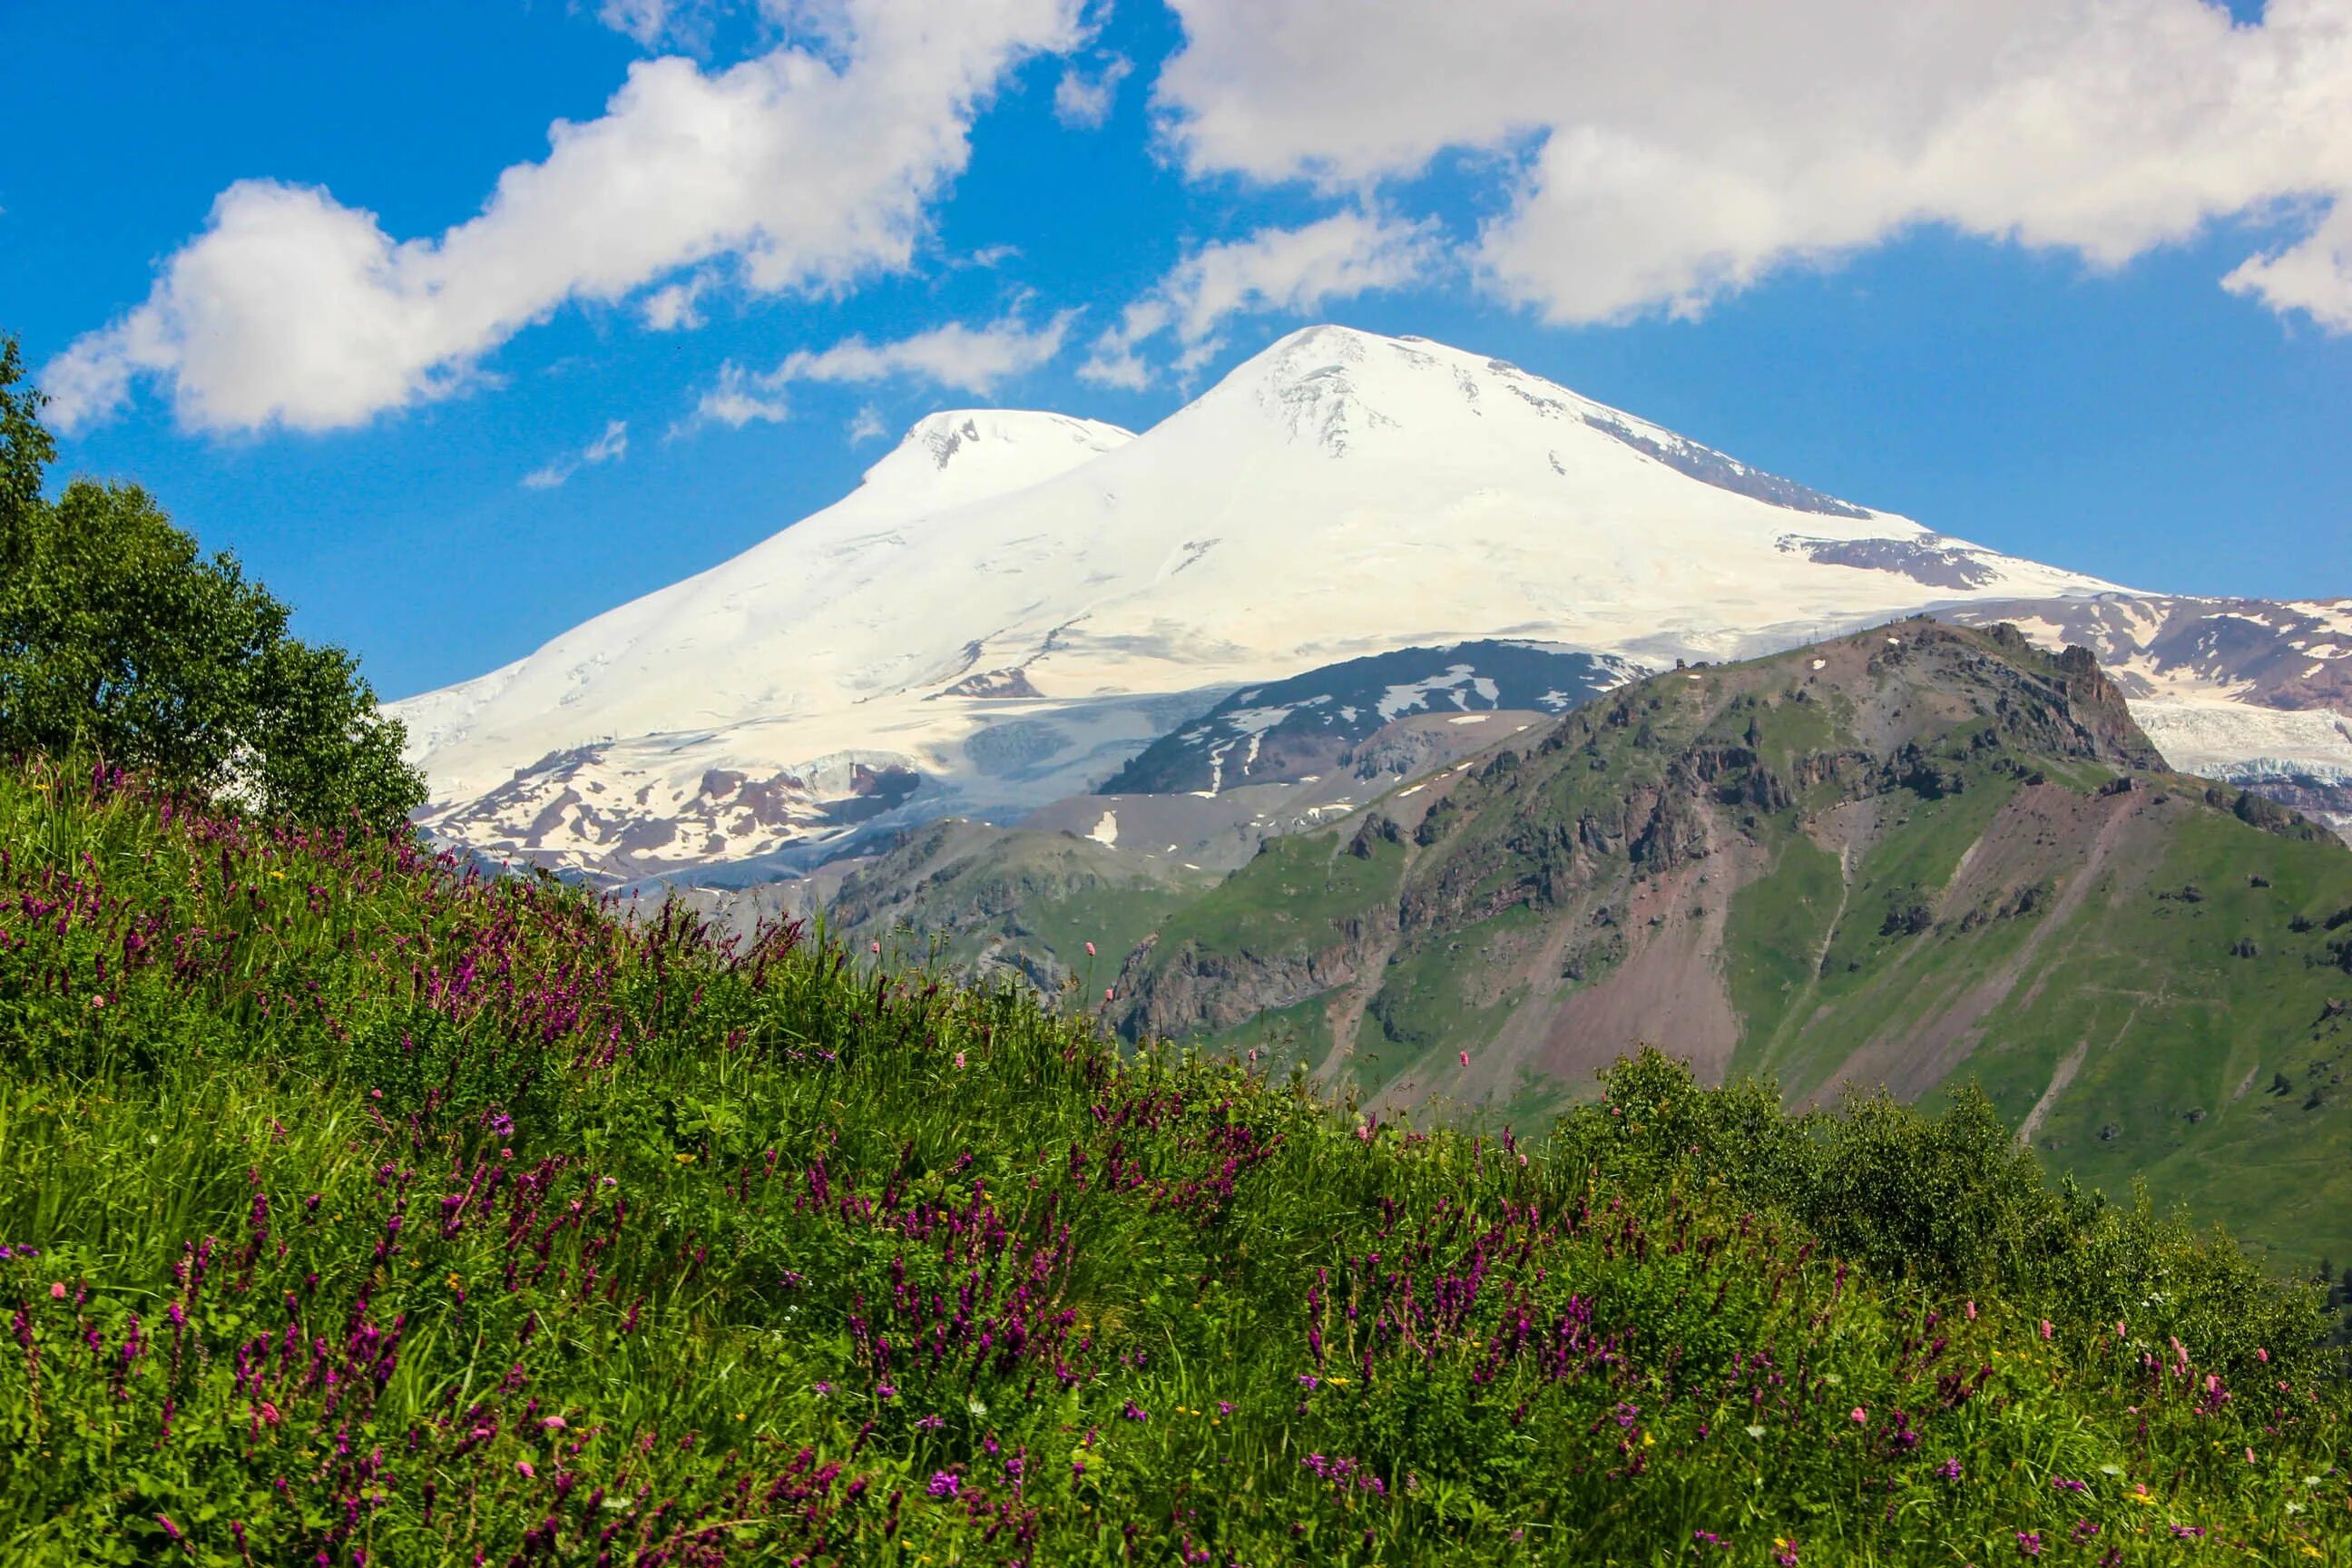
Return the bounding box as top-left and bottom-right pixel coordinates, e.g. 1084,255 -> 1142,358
10,2 -> 2352,1563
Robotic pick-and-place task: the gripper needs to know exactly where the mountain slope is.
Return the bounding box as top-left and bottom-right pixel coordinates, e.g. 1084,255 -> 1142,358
5,758 -> 2342,1563
824,816 -> 1217,997
392,327 -> 2126,882
1102,639 -> 1638,794
1107,622 -> 2352,1263
1942,595 -> 2352,839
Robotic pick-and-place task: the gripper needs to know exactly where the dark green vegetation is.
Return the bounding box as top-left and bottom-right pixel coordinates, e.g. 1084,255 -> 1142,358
5,759 -> 2351,1564
0,334 -> 423,829
1093,623 -> 2352,1265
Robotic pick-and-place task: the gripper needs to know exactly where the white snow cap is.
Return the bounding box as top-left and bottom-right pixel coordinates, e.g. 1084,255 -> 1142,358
855,410 -> 1134,508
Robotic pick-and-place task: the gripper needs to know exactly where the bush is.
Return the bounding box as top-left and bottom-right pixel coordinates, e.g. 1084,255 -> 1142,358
1553,1048 -> 2328,1383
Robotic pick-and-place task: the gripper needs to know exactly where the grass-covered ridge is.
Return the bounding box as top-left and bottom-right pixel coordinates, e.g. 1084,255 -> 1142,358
3,758 -> 2349,1564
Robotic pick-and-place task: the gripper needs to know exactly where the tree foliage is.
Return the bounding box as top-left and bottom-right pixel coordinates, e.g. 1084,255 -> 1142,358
0,332 -> 424,828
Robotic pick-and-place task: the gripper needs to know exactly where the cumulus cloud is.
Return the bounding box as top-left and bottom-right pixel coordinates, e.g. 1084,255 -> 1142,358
641,271 -> 717,331
1155,0 -> 2352,328
521,418 -> 632,488
1081,209 -> 1439,386
1054,54 -> 1132,128
683,312 -> 1068,436
44,0 -> 1083,434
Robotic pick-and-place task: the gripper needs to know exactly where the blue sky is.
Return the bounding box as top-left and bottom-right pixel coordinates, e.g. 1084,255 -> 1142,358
5,0 -> 2348,701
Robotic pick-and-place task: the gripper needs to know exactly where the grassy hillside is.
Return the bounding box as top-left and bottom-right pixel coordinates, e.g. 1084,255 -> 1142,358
826,818 -> 1217,1001
4,756 -> 2349,1563
1105,622 -> 2352,1265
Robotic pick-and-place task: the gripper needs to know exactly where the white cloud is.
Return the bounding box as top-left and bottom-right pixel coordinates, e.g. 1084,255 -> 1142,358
1054,54 -> 1132,128
596,0 -> 697,48
847,404 -> 889,444
44,0 -> 1083,434
583,418 -> 630,463
642,271 -> 717,330
2226,200 -> 2352,331
681,311 -> 1068,436
521,417 -> 632,487
691,363 -> 792,430
1155,0 -> 2352,329
1081,209 -> 1439,386
779,311 -> 1075,389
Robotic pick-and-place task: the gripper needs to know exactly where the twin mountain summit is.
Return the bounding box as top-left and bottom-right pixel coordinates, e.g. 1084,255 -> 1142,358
393,325 -> 2352,1263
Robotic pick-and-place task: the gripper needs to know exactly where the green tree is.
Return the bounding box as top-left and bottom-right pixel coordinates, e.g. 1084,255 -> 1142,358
0,332 -> 426,828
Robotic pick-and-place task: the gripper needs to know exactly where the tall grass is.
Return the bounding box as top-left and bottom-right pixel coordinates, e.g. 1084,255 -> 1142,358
1,757 -> 2346,1563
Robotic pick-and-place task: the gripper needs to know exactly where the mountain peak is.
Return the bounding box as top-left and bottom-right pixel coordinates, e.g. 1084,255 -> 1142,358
855,409 -> 1134,507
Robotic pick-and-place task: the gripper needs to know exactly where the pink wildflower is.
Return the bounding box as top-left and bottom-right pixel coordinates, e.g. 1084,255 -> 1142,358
50,1282 -> 66,1299
1084,941 -> 1096,956
1849,1407 -> 1867,1426
953,1052 -> 966,1069
1459,1051 -> 1470,1067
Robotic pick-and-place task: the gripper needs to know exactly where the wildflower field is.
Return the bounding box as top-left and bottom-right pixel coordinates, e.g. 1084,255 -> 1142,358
2,758 -> 2348,1565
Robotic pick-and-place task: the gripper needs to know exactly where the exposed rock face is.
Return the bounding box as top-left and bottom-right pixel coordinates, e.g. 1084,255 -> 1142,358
1578,413 -> 1873,518
1104,641 -> 1635,795
2228,771 -> 2352,844
1780,534 -> 2003,588
1114,906 -> 1400,1041
1937,596 -> 2352,831
418,746 -> 925,880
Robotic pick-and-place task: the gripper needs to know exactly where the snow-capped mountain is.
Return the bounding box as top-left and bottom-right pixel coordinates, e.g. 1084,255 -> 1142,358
393,325 -> 2334,882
